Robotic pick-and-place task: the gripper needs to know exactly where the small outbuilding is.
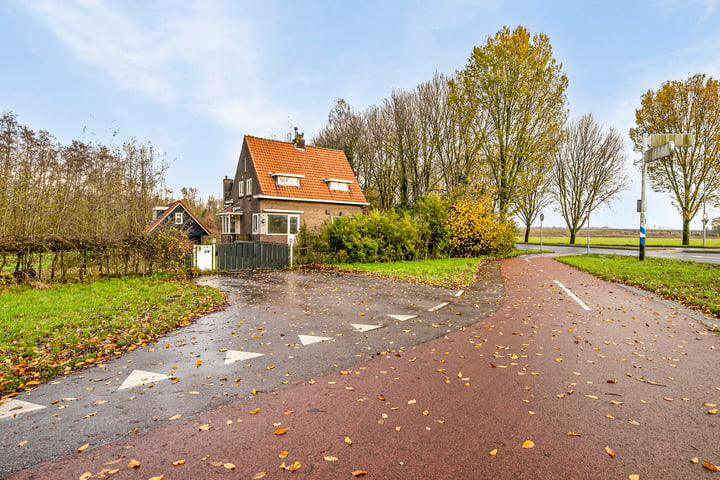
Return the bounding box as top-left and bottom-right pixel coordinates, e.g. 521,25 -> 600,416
144,200 -> 211,245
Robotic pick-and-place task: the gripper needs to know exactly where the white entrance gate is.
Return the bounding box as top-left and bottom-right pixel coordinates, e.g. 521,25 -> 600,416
194,244 -> 215,271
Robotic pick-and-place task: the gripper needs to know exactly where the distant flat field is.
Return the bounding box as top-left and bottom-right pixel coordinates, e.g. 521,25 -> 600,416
518,236 -> 720,247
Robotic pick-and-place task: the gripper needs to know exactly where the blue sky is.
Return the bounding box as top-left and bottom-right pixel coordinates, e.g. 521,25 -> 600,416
2,0 -> 719,230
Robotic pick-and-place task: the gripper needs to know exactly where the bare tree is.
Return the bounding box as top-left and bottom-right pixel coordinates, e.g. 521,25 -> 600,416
552,114 -> 628,243
515,162 -> 554,242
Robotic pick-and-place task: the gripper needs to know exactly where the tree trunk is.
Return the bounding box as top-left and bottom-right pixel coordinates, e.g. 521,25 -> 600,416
569,231 -> 577,244
524,224 -> 531,243
682,217 -> 690,246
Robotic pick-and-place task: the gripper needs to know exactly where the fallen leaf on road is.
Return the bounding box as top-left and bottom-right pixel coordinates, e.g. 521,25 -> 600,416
567,431 -> 581,436
289,461 -> 301,472
253,473 -> 267,479
489,449 -> 498,456
708,409 -> 718,415
148,475 -> 163,480
610,400 -> 624,405
584,395 -> 598,400
629,475 -> 639,480
224,463 -> 236,470
279,451 -> 288,458
378,395 -> 386,401
690,458 -> 699,464
17,441 -> 27,447
663,397 -> 673,402
605,414 -> 615,419
408,399 -> 416,404
77,443 -> 89,452
324,456 -> 338,461
127,459 -> 141,468
251,389 -> 259,395
703,403 -> 717,407
84,411 -> 97,418
274,428 -> 287,435
703,462 -> 720,472
249,408 -> 259,415
266,364 -> 275,370
352,471 -> 367,477
93,400 -> 108,405
605,446 -> 615,457
196,359 -> 202,368
628,419 -> 640,425
173,460 -> 185,466
607,379 -> 617,384
79,473 -> 92,480
168,414 -> 182,421
522,440 -> 534,449
198,424 -> 210,431
344,436 -> 353,445
422,410 -> 429,416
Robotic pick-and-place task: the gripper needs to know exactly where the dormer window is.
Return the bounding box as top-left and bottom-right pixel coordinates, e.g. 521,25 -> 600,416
270,172 -> 303,188
323,178 -> 352,192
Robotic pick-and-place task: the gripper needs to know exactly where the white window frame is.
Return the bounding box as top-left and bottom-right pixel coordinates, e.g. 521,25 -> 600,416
266,214 -> 300,235
276,176 -> 301,187
252,213 -> 260,234
328,181 -> 350,192
245,178 -> 252,196
238,180 -> 244,197
175,212 -> 184,224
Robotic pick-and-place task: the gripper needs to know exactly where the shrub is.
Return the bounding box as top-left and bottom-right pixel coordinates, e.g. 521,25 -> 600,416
444,195 -> 516,257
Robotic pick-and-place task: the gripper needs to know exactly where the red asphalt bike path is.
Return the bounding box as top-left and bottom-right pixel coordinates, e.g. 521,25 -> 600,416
8,255 -> 720,480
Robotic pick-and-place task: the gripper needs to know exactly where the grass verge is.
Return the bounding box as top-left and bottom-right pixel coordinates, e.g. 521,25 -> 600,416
0,275 -> 225,395
557,254 -> 720,321
334,257 -> 488,289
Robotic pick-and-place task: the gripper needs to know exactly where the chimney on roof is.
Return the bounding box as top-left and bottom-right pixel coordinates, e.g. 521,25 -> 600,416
293,127 -> 306,150
223,176 -> 233,204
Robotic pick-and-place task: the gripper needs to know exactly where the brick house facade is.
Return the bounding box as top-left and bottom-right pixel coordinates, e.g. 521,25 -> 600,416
218,133 -> 369,244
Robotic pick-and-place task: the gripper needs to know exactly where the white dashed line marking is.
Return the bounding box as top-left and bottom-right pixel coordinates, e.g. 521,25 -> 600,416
388,314 -> 417,322
553,280 -> 591,311
298,334 -> 332,346
0,399 -> 46,419
454,290 -> 464,297
224,350 -> 264,364
118,370 -> 169,390
428,302 -> 449,312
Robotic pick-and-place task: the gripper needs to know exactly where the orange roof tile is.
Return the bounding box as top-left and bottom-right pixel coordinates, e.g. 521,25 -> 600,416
245,136 -> 368,204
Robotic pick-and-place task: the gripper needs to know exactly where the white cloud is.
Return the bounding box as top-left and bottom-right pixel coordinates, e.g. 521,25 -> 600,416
22,0 -> 287,134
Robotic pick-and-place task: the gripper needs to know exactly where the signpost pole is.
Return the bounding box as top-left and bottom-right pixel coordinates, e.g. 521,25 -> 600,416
639,132 -> 647,261
703,180 -> 708,248
540,213 -> 544,253
586,210 -> 590,255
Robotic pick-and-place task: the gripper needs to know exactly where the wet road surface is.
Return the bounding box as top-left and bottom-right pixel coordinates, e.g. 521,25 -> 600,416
4,256 -> 720,479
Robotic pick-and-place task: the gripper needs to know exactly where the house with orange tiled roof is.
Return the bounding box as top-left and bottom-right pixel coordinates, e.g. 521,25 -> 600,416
144,199 -> 211,245
217,131 -> 369,244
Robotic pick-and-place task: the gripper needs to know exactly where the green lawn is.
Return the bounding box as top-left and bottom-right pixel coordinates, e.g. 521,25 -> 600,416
519,236 -> 720,247
337,257 -> 488,288
0,275 -> 225,394
557,254 -> 720,321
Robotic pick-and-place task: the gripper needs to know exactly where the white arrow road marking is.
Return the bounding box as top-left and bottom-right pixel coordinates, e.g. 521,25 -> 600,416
454,290 -> 464,297
388,314 -> 417,322
525,257 -> 531,263
118,369 -> 169,390
553,280 -> 591,311
0,399 -> 46,419
224,350 -> 264,364
428,302 -> 449,312
350,323 -> 383,332
298,334 -> 332,346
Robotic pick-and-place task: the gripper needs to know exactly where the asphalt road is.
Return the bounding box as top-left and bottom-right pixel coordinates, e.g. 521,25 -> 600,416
0,263 -> 503,478
516,242 -> 720,264
4,256 -> 720,479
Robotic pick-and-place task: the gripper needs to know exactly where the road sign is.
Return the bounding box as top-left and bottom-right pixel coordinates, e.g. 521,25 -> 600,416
704,212 -> 709,220
540,213 -> 544,222
646,141 -> 675,162
649,133 -> 695,147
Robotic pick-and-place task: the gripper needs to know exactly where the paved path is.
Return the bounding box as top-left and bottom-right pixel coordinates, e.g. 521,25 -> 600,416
515,242 -> 720,264
4,257 -> 720,479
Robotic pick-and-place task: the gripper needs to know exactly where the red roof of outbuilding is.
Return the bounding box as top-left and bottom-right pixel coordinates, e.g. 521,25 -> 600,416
245,136 -> 367,204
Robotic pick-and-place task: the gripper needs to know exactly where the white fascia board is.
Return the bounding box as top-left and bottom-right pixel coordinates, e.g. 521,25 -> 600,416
254,194 -> 369,206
